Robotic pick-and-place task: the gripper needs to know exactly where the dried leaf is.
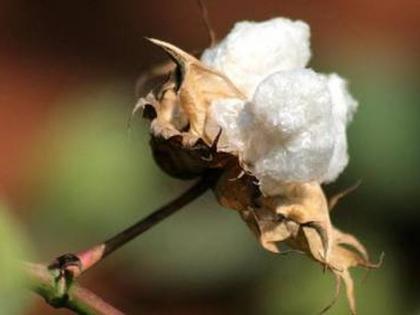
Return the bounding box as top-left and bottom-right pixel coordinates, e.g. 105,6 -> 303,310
320,273 -> 341,314
258,182 -> 334,262
328,180 -> 362,211
133,39 -> 246,178
299,225 -> 382,314
213,166 -> 381,314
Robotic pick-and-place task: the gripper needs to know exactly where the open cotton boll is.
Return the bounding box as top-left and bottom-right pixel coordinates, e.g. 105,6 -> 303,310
206,69 -> 357,193
201,17 -> 311,98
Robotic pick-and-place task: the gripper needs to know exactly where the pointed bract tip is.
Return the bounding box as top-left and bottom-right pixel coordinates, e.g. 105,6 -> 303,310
144,37 -> 197,64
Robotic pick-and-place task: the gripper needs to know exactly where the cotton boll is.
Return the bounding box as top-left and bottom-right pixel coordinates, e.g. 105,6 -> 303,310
236,69 -> 335,191
244,70 -> 359,188
201,27 -> 358,189
206,69 -> 338,190
205,69 -> 357,191
201,17 -> 311,98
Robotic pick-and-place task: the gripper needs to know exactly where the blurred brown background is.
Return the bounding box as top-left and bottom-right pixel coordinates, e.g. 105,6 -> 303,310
1,0 -> 420,314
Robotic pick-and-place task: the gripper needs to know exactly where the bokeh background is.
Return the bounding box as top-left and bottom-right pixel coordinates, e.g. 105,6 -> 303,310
1,0 -> 419,314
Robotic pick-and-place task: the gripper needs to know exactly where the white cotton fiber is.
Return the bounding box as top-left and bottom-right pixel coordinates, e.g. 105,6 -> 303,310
205,98 -> 247,153
327,73 -> 358,125
322,74 -> 358,183
201,17 -> 311,98
245,69 -> 335,185
203,18 -> 358,194
251,69 -> 332,138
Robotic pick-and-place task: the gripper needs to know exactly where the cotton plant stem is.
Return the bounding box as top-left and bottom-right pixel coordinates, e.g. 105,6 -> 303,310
197,0 -> 216,46
52,173 -> 217,278
24,262 -> 124,315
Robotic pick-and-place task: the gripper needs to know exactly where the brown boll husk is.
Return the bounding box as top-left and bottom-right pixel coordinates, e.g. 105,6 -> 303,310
135,38 -> 382,315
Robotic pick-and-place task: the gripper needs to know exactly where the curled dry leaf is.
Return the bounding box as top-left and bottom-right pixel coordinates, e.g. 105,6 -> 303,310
215,165 -> 381,314
135,39 -> 244,178
214,165 -> 333,259
135,38 -> 381,314
143,38 -> 245,145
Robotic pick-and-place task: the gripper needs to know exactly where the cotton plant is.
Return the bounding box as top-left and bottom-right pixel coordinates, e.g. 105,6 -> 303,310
137,17 -> 381,314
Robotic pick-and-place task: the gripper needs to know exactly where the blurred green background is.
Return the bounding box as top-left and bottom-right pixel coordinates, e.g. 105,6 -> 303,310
0,0 -> 419,314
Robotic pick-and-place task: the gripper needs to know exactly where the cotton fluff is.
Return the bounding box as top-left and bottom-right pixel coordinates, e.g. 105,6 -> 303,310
205,98 -> 247,152
201,17 -> 311,98
250,69 -> 335,182
203,18 -> 358,195
323,74 -> 358,183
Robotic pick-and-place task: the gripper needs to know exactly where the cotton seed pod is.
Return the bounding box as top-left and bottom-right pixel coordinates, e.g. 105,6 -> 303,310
135,28 -> 379,315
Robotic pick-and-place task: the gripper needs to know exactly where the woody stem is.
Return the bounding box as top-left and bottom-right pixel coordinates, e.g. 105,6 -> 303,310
51,171 -> 219,277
